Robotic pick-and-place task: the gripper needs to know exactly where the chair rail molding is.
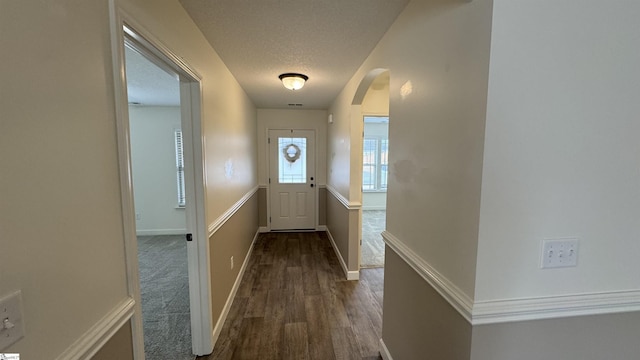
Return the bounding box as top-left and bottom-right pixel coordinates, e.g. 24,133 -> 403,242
382,231 -> 640,325
326,184 -> 361,210
55,297 -> 135,360
208,186 -> 259,238
382,231 -> 473,322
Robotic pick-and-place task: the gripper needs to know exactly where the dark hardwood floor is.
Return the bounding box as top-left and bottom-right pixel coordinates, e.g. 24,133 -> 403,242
198,231 -> 384,360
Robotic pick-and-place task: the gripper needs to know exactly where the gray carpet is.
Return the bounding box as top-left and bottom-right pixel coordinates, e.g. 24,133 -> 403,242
137,235 -> 194,360
361,210 -> 386,268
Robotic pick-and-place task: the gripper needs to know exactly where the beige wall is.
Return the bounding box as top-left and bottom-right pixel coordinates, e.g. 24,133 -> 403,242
326,191 -> 360,273
1,1 -> 130,357
209,193 -> 259,326
384,248 -> 472,360
92,322 -> 134,360
326,194 -> 351,267
318,187 -> 327,226
258,187 -> 268,227
1,0 -> 258,357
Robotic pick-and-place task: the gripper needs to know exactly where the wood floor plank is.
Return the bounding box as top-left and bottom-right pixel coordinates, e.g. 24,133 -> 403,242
202,232 -> 383,360
261,289 -> 286,360
330,326 -> 362,360
260,319 -> 284,360
305,295 -> 337,360
299,232 -> 313,254
207,297 -> 249,360
322,288 -> 351,329
286,236 -> 302,266
301,253 -> 321,295
335,280 -> 381,358
233,317 -> 264,360
285,267 -> 307,323
252,264 -> 274,292
243,290 -> 267,318
235,255 -> 258,298
283,322 -> 310,360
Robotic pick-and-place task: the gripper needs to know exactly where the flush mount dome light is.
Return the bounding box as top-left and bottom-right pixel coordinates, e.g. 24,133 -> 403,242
279,73 -> 308,91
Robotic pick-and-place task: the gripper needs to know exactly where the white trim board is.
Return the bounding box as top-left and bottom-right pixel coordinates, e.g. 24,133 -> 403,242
211,230 -> 260,348
55,297 -> 135,360
326,229 -> 360,280
382,230 -> 640,325
379,338 -> 393,360
472,289 -> 640,325
208,186 -> 259,238
326,185 -> 361,210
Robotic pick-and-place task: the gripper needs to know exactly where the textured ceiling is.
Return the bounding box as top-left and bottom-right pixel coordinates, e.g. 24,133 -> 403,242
179,0 -> 409,109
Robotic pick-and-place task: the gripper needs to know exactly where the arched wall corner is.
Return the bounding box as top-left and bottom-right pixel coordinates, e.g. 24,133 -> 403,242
352,68 -> 390,105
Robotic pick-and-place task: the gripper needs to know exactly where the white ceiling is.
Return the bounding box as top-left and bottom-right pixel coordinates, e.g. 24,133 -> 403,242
125,0 -> 409,109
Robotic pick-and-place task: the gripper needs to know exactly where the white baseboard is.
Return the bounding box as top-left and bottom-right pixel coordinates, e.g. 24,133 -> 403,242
211,230 -> 259,347
379,338 -> 393,360
56,297 -> 135,360
135,229 -> 186,236
326,229 -> 359,281
316,225 -> 327,231
258,226 -> 270,233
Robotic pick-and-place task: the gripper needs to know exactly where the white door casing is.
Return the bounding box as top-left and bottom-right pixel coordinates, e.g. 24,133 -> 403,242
110,7 -> 213,357
269,129 -> 316,230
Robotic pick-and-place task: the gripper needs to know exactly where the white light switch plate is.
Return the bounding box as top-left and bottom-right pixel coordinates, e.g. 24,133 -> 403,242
541,238 -> 579,269
0,290 -> 25,350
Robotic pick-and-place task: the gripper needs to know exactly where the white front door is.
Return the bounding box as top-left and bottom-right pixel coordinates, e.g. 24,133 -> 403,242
269,129 -> 316,230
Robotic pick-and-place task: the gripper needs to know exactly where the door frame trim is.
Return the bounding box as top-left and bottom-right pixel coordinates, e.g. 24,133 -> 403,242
109,2 -> 213,357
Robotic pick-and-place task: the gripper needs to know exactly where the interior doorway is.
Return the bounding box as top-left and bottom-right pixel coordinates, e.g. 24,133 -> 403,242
124,43 -> 192,360
110,12 -> 213,357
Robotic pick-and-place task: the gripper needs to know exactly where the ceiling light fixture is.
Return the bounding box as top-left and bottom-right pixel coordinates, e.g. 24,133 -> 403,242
279,73 -> 308,91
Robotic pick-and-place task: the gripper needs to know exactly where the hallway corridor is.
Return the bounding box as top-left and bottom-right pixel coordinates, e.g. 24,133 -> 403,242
199,232 -> 384,360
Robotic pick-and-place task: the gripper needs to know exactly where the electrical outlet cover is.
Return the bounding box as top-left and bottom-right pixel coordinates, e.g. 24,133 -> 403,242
0,291 -> 25,350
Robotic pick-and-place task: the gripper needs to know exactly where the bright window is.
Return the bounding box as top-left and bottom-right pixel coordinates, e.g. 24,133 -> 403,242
278,137 -> 307,183
362,116 -> 389,191
175,129 -> 186,207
